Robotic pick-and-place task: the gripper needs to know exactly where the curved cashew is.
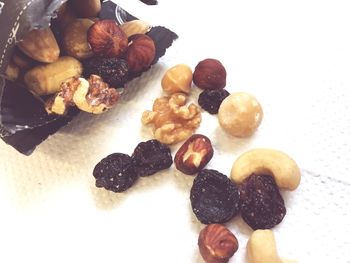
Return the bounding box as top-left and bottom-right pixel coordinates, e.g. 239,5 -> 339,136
231,148 -> 301,190
247,230 -> 297,263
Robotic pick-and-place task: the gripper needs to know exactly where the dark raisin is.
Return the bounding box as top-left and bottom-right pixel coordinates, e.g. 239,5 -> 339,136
131,139 -> 173,177
93,153 -> 138,192
83,57 -> 129,87
198,89 -> 230,114
190,169 -> 240,224
239,174 -> 286,230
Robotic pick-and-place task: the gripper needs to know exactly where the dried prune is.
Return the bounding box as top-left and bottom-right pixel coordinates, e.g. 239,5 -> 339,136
131,139 -> 173,177
190,169 -> 240,224
93,153 -> 138,192
239,174 -> 286,230
198,89 -> 230,114
83,57 -> 129,88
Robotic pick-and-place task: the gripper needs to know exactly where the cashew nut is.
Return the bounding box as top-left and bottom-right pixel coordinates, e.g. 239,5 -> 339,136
231,148 -> 301,190
247,230 -> 297,263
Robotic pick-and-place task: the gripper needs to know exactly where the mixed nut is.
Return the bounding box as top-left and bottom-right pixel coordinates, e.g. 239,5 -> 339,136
91,56 -> 300,262
5,0 -> 159,116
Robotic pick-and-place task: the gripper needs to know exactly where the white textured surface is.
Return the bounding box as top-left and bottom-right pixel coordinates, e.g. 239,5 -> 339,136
1,0 -> 350,262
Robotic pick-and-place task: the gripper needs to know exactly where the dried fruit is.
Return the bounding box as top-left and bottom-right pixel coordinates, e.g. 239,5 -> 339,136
198,224 -> 239,263
218,92 -> 263,137
125,34 -> 156,73
93,153 -> 138,192
83,57 -> 129,87
190,169 -> 240,224
87,20 -> 128,57
131,139 -> 173,177
24,56 -> 83,96
63,19 -> 94,60
174,134 -> 213,175
142,93 -> 202,145
121,20 -> 151,37
161,64 -> 193,94
73,75 -> 119,114
198,89 -> 230,114
239,174 -> 286,230
193,59 -> 226,90
18,28 -> 60,63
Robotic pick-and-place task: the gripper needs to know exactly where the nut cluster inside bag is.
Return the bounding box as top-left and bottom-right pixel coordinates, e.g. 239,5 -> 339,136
0,0 -> 177,155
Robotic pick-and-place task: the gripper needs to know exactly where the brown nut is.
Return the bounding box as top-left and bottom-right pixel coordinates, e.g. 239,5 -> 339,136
125,34 -> 156,73
174,134 -> 213,175
63,19 -> 94,60
218,92 -> 263,137
17,28 -> 60,63
71,0 -> 101,18
87,20 -> 128,57
55,2 -> 77,30
120,20 -> 151,37
161,64 -> 193,94
198,224 -> 239,263
73,75 -> 119,114
11,48 -> 36,70
5,63 -> 20,81
193,59 -> 226,90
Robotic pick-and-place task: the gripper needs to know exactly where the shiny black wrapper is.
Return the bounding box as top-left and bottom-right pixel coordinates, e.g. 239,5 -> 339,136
0,0 -> 177,155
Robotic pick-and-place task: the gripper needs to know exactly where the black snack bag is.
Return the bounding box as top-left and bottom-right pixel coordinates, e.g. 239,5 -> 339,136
0,0 -> 177,155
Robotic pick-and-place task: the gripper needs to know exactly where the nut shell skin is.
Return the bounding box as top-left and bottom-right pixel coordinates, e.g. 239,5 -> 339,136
87,20 -> 128,57
218,92 -> 263,137
125,34 -> 156,73
198,224 -> 239,263
231,148 -> 301,190
193,59 -> 226,90
175,134 -> 213,175
18,28 -> 60,63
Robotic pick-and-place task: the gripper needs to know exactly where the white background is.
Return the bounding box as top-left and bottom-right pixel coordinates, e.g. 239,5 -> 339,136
1,0 -> 350,262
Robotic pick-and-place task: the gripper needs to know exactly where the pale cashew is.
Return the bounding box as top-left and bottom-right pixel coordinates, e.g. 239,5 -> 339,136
231,148 -> 301,190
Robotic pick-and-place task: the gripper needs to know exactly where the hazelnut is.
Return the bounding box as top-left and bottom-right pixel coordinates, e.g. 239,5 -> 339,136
121,20 -> 151,37
174,134 -> 213,175
198,224 -> 239,263
125,34 -> 156,73
87,20 -> 128,57
71,0 -> 101,18
218,92 -> 263,137
161,64 -> 193,94
193,59 -> 227,90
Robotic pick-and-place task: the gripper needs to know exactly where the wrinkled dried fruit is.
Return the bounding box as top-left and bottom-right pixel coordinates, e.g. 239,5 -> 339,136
198,224 -> 239,263
198,89 -> 230,114
93,153 -> 138,192
87,20 -> 128,57
190,169 -> 240,224
125,34 -> 156,73
83,57 -> 129,87
193,59 -> 226,90
131,139 -> 173,177
239,174 -> 286,230
175,134 -> 213,175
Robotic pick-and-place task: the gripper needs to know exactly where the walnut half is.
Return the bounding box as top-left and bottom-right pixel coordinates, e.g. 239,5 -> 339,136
142,93 -> 201,144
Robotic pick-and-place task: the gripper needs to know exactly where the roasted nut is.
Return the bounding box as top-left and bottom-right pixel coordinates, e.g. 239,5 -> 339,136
121,20 -> 151,37
63,19 -> 94,60
45,77 -> 81,115
73,75 -> 119,114
5,63 -> 20,81
142,93 -> 201,144
193,59 -> 226,90
125,34 -> 156,73
87,20 -> 128,57
218,92 -> 263,137
71,0 -> 101,18
17,28 -> 60,63
198,224 -> 239,263
174,134 -> 213,175
231,148 -> 301,190
161,64 -> 193,94
247,230 -> 297,263
24,56 -> 83,96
